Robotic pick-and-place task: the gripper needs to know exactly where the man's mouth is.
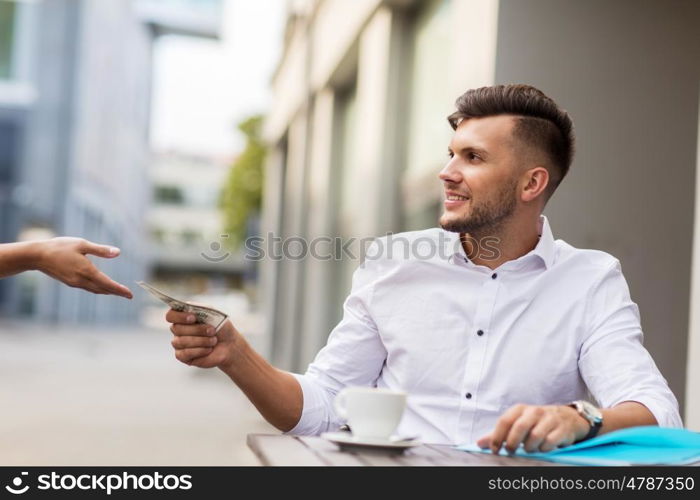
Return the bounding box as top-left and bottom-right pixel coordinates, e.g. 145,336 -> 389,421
445,190 -> 470,204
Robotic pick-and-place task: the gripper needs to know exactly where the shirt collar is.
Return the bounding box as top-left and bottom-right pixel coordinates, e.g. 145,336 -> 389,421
533,214 -> 555,269
444,214 -> 556,270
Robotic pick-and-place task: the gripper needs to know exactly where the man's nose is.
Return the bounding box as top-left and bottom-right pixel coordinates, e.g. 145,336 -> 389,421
438,160 -> 462,184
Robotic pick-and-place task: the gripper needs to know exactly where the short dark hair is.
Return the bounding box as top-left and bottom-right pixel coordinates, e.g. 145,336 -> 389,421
447,84 -> 575,199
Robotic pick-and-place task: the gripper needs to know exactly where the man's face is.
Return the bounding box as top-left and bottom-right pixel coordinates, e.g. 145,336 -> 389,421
438,115 -> 523,235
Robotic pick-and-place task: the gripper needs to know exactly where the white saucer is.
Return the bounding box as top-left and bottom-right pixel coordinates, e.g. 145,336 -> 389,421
322,431 -> 421,451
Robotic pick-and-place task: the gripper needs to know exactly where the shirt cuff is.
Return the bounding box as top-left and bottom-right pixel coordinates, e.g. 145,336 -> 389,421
284,373 -> 336,436
610,397 -> 683,428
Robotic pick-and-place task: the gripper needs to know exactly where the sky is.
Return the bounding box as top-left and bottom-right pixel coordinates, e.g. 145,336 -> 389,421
150,0 -> 286,157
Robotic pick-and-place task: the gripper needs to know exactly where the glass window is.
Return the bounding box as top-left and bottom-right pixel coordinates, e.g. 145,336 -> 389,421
402,0 -> 452,231
0,120 -> 18,184
330,83 -> 358,327
406,0 -> 452,176
0,1 -> 16,79
181,229 -> 200,245
154,185 -> 184,204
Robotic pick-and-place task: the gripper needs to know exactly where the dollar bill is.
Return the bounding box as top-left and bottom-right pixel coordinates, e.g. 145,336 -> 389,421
136,281 -> 228,332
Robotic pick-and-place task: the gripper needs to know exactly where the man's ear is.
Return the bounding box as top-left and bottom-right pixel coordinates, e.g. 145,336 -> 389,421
521,166 -> 549,202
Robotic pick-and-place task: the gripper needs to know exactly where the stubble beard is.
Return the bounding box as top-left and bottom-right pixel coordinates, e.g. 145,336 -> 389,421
439,178 -> 519,238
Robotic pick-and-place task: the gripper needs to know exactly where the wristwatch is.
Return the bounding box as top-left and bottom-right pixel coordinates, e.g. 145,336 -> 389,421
568,400 -> 603,443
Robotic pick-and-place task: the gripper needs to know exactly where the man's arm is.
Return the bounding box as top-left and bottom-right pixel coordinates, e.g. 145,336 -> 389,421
167,279 -> 386,433
0,237 -> 132,298
167,241 -> 388,433
168,312 -> 302,431
478,259 -> 681,454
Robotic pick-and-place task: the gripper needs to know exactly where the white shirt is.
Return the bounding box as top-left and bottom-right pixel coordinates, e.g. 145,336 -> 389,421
288,215 -> 682,445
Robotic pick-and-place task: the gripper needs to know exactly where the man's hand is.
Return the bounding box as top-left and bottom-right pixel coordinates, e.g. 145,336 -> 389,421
35,237 -> 133,298
477,404 -> 590,454
167,310 -> 238,369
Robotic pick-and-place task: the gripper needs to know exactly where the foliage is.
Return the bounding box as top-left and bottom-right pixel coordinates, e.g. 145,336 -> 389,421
220,115 -> 266,247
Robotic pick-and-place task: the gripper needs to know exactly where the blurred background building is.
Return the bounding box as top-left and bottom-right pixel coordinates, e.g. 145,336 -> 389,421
0,0 -> 226,324
260,0 -> 700,432
0,0 -> 150,324
0,0 -> 283,465
147,150 -> 245,297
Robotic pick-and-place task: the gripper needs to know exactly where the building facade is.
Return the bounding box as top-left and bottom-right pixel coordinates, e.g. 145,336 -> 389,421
261,0 -> 700,429
147,151 -> 248,293
0,0 -> 152,324
0,0 -> 221,324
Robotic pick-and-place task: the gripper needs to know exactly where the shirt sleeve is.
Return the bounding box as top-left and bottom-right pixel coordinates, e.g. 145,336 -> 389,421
285,244 -> 388,436
578,259 -> 683,428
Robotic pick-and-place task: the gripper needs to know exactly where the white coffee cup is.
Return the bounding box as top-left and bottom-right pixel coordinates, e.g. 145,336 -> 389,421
334,387 -> 407,440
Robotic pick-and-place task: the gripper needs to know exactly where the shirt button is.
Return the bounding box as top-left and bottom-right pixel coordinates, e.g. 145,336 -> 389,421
463,257 -> 468,263
465,392 -> 472,399
491,273 -> 497,279
477,330 -> 484,336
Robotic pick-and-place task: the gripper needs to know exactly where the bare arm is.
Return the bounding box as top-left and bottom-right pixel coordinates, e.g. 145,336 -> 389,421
0,237 -> 133,298
166,242 -> 388,433
0,240 -> 42,279
221,331 -> 302,431
167,310 -> 302,431
599,400 -> 656,434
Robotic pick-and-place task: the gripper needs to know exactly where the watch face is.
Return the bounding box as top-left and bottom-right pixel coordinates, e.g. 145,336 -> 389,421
580,400 -> 603,423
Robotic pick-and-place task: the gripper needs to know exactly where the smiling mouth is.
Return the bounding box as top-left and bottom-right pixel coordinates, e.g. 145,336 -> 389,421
446,195 -> 469,201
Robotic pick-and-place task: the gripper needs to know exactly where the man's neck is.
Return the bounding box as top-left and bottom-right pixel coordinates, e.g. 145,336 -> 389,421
461,215 -> 541,270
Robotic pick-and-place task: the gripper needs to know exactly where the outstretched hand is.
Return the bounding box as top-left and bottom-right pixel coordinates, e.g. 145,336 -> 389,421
36,237 -> 133,298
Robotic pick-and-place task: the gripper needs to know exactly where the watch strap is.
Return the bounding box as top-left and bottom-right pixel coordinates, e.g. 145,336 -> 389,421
569,401 -> 603,443
577,419 -> 602,443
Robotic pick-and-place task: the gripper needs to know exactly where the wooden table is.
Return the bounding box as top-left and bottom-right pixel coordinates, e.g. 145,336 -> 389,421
247,434 -> 560,466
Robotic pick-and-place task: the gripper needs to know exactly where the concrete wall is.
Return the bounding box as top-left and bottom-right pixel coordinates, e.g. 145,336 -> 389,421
495,0 -> 700,424
686,91 -> 700,431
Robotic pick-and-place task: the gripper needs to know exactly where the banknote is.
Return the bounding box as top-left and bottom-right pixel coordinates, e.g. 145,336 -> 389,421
136,281 -> 228,332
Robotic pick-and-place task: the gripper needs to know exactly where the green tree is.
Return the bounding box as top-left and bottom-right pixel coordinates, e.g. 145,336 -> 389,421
220,115 -> 265,247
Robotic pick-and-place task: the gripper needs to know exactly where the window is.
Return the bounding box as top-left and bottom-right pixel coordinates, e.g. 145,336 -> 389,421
181,229 -> 200,245
401,0 -> 452,231
0,120 -> 18,183
329,82 -> 358,328
405,0 -> 452,177
0,1 -> 16,79
154,185 -> 184,204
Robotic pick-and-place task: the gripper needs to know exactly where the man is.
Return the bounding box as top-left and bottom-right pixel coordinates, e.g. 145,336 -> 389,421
165,84 -> 681,453
0,237 -> 133,298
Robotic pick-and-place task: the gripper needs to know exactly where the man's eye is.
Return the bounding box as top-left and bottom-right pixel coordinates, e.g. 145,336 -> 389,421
468,153 -> 481,161
447,151 -> 454,159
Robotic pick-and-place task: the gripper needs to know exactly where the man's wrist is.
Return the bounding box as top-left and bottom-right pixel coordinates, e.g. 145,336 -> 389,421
567,400 -> 604,442
218,326 -> 245,376
567,405 -> 592,441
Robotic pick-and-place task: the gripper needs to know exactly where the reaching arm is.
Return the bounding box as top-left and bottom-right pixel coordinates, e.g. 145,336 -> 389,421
221,337 -> 303,432
167,311 -> 302,431
0,240 -> 42,279
167,241 -> 388,434
0,237 -> 133,298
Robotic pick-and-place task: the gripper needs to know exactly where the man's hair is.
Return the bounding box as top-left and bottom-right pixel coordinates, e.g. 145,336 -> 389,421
447,84 -> 575,200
